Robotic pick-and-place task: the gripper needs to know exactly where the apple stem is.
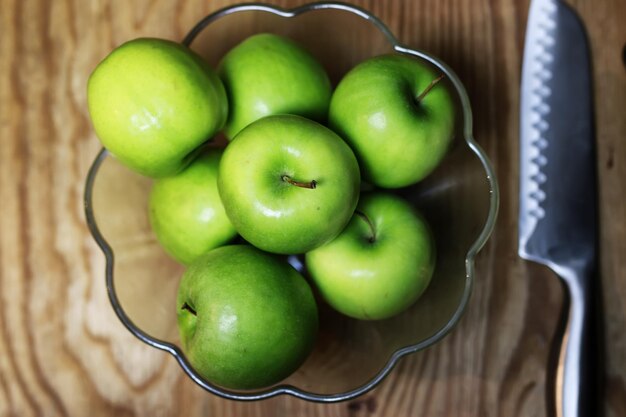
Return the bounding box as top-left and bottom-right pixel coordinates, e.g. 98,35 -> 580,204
415,73 -> 446,103
181,302 -> 197,316
355,210 -> 376,243
281,175 -> 317,189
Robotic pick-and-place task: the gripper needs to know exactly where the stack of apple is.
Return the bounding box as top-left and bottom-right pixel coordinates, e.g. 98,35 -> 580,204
87,33 -> 455,390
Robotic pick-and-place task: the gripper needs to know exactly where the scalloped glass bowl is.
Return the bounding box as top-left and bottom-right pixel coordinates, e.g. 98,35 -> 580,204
84,2 -> 498,402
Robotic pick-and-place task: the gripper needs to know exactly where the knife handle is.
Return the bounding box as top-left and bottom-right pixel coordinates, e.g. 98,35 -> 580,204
555,264 -> 593,417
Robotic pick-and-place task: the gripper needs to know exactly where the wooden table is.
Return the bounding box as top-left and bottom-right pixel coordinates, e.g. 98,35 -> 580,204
1,0 -> 624,416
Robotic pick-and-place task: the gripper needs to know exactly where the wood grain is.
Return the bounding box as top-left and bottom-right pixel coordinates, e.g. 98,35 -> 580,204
1,0 -> 624,416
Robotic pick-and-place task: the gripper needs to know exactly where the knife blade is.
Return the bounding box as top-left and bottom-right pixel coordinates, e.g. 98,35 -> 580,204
518,0 -> 597,416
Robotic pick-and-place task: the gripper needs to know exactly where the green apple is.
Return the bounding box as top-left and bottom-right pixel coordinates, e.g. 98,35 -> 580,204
218,33 -> 332,140
329,54 -> 455,188
148,147 -> 237,265
305,192 -> 436,320
177,244 -> 318,389
87,38 -> 228,177
218,114 -> 360,254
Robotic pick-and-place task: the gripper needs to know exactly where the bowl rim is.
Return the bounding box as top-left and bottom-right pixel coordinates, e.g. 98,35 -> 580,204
83,1 -> 500,403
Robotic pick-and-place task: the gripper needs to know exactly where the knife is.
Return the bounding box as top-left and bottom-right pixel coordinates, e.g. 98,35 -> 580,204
518,0 -> 597,416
